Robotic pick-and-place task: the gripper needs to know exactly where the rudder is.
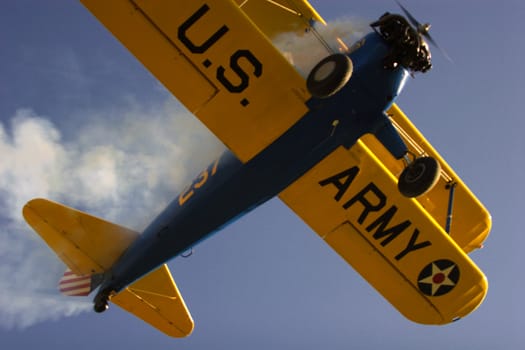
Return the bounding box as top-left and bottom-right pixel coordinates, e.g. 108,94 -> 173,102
58,269 -> 103,297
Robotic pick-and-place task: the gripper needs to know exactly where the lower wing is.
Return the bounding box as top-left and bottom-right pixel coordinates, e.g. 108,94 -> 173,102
279,109 -> 490,324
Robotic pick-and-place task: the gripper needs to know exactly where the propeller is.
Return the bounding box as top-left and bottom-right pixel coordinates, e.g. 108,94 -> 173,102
395,0 -> 452,62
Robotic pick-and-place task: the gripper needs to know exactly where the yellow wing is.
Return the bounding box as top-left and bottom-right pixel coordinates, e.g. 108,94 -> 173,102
385,104 -> 491,252
233,0 -> 326,38
80,0 -> 311,163
280,144 -> 488,324
279,108 -> 490,324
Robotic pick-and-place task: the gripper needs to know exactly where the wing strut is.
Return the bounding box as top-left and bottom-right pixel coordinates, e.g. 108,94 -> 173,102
445,182 -> 457,234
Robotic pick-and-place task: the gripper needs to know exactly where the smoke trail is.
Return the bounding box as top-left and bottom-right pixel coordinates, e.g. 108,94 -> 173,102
0,14 -> 368,328
273,17 -> 371,77
0,99 -> 224,328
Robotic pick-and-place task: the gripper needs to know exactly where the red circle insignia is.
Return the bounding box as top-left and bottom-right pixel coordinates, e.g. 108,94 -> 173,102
417,259 -> 460,297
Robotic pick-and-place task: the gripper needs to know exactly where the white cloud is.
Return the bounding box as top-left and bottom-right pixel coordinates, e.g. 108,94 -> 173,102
0,14 -> 366,330
0,97 -> 224,328
0,110 -> 64,220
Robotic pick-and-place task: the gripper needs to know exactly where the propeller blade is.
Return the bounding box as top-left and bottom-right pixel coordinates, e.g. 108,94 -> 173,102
395,0 -> 453,62
395,0 -> 421,29
425,33 -> 453,62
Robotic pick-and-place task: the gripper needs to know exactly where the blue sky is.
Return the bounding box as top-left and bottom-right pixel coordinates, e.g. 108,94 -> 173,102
1,0 -> 524,349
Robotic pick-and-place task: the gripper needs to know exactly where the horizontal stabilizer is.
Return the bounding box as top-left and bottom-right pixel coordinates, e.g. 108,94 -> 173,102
23,198 -> 139,276
111,264 -> 194,338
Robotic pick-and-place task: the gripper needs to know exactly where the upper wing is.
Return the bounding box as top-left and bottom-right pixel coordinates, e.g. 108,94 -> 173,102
80,0 -> 312,163
279,108 -> 490,325
234,0 -> 326,39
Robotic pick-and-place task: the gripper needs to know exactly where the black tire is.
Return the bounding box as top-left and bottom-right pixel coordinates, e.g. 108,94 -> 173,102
307,54 -> 353,98
93,288 -> 110,313
94,301 -> 109,313
398,157 -> 441,198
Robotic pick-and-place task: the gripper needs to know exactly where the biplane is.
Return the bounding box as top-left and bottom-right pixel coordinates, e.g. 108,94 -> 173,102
22,0 -> 491,337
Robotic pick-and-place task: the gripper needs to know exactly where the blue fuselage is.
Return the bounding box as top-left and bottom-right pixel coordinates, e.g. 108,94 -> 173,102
105,32 -> 410,293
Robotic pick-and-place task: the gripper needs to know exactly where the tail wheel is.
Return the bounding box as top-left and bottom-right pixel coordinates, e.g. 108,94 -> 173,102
93,288 -> 111,313
307,54 -> 353,98
94,300 -> 109,313
398,156 -> 441,198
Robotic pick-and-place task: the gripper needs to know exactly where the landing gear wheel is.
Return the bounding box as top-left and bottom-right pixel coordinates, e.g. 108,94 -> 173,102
94,300 -> 109,313
307,54 -> 353,98
398,156 -> 441,198
93,289 -> 111,313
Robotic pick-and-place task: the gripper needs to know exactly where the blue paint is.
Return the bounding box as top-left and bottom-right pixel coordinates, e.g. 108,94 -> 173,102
102,31 -> 411,293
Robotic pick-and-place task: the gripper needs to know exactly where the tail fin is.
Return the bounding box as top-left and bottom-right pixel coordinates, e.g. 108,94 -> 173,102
23,198 -> 194,337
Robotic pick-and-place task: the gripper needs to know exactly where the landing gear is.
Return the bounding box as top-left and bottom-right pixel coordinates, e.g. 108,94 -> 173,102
94,300 -> 109,313
398,156 -> 441,198
306,54 -> 353,98
93,289 -> 111,313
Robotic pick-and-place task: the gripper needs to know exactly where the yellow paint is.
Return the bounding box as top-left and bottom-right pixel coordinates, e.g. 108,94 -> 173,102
193,169 -> 209,189
211,157 -> 220,175
178,157 -> 222,207
280,142 -> 489,324
22,198 -> 138,276
111,264 -> 194,337
386,104 -> 491,253
178,185 -> 195,206
234,0 -> 326,39
23,200 -> 192,337
80,0 -> 311,163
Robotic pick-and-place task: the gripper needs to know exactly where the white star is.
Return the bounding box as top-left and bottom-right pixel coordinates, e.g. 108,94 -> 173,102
419,262 -> 457,296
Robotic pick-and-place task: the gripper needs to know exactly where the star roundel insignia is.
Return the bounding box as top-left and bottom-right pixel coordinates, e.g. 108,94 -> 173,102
417,259 -> 460,297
